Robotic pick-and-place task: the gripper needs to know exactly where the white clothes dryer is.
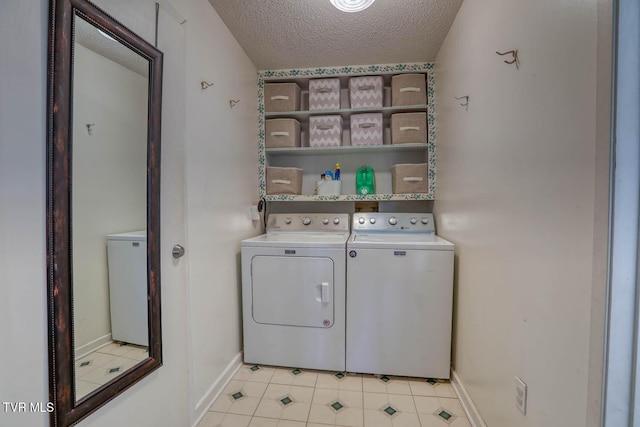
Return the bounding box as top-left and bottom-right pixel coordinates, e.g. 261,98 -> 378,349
241,213 -> 350,371
346,213 -> 454,378
107,230 -> 148,347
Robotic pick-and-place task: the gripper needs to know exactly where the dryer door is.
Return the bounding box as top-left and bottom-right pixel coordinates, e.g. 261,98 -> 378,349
251,255 -> 334,328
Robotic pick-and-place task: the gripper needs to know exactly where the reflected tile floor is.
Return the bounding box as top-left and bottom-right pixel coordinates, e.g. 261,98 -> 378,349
74,342 -> 149,400
198,364 -> 471,427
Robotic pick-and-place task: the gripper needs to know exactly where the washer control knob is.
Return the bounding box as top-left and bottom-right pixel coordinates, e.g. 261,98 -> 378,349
284,218 -> 292,225
333,218 -> 340,225
410,218 -> 417,224
302,217 -> 311,225
358,217 -> 365,224
370,217 -> 377,224
421,218 -> 429,224
322,218 -> 330,225
389,217 -> 398,225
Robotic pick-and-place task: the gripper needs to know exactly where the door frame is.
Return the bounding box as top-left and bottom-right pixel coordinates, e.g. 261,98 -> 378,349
602,0 -> 640,425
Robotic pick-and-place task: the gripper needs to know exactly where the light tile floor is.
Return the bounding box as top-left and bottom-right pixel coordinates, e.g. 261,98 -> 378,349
199,364 -> 471,427
74,342 -> 149,400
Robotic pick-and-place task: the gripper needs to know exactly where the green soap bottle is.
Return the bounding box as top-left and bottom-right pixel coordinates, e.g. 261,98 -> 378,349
356,166 -> 375,195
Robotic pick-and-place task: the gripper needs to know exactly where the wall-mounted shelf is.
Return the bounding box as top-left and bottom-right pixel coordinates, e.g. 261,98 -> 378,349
266,143 -> 428,157
264,193 -> 434,202
257,62 -> 436,201
264,105 -> 428,121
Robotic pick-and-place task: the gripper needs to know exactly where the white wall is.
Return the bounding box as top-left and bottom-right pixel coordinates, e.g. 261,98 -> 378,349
0,0 -> 259,426
0,1 -> 191,425
587,1 -> 613,425
72,43 -> 148,353
170,0 -> 261,421
433,1 -> 608,426
0,1 -> 48,426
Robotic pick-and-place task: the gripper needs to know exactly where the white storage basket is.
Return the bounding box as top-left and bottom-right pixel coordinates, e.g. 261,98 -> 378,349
309,115 -> 343,147
350,113 -> 383,146
349,76 -> 383,108
309,78 -> 341,110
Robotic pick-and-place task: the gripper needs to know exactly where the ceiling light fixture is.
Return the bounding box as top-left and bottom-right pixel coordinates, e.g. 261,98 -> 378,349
98,29 -> 116,42
330,0 -> 375,13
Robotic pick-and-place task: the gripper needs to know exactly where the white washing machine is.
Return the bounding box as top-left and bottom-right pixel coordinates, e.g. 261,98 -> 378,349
346,213 -> 454,378
241,213 -> 350,371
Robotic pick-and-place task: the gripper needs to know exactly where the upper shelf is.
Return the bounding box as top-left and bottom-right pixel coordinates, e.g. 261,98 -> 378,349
264,104 -> 429,121
265,143 -> 428,156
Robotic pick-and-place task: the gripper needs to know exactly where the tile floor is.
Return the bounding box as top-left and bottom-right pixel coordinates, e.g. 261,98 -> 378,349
198,364 -> 471,427
74,342 -> 149,399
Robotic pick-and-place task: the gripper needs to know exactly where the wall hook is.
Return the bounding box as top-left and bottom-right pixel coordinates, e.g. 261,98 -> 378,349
229,99 -> 240,109
86,123 -> 95,135
454,96 -> 469,111
200,81 -> 214,91
496,50 -> 519,69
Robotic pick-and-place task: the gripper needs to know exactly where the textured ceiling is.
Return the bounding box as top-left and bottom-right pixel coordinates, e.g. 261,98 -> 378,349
207,0 -> 463,70
75,14 -> 149,78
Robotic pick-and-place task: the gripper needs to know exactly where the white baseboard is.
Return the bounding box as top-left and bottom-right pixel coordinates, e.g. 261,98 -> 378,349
191,352 -> 243,427
74,334 -> 112,360
451,369 -> 487,427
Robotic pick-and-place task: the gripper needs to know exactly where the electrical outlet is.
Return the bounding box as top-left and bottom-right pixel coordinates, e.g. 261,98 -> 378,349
250,205 -> 260,221
515,376 -> 527,415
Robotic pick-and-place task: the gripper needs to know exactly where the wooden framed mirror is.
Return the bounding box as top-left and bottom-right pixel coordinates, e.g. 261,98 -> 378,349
47,0 -> 163,425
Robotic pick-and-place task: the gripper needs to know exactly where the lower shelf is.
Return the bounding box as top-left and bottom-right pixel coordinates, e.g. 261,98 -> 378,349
264,193 -> 433,202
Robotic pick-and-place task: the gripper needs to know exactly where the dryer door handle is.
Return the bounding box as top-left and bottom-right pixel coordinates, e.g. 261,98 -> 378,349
320,282 -> 330,303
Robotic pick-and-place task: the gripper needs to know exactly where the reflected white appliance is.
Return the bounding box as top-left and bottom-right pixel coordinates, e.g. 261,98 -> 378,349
241,214 -> 350,371
107,230 -> 148,347
346,213 -> 454,378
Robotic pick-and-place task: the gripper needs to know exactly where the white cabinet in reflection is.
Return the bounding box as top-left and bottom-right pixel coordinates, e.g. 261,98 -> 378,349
107,230 -> 148,347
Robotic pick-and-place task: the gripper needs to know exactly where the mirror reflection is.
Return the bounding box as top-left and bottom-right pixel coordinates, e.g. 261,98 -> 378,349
71,13 -> 150,401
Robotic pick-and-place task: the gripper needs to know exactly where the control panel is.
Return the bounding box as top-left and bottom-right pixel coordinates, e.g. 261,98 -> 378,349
352,213 -> 435,233
267,213 -> 350,232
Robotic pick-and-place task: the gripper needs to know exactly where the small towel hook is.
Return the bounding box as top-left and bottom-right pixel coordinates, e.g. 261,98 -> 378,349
200,81 -> 214,91
496,50 -> 519,69
86,123 -> 95,135
454,96 -> 469,111
229,99 -> 240,109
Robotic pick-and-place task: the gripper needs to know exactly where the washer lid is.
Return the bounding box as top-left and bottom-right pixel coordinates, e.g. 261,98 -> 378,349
348,233 -> 454,250
107,230 -> 147,241
242,232 -> 350,248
